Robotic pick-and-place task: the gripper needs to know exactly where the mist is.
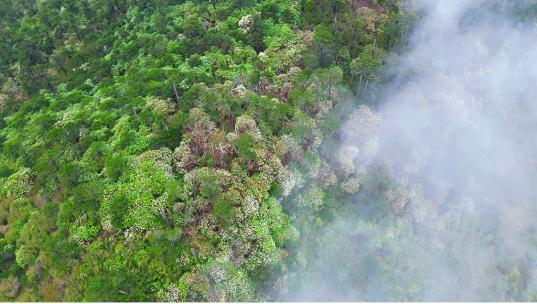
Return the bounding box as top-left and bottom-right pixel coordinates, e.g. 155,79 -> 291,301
285,0 -> 537,301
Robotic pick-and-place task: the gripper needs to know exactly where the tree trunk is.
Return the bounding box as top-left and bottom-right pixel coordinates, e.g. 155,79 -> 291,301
172,82 -> 180,103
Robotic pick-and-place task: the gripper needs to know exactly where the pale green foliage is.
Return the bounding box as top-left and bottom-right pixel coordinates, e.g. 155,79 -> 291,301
15,245 -> 36,268
138,147 -> 174,177
146,96 -> 176,116
2,168 -> 34,199
297,185 -> 325,211
177,257 -> 255,301
100,157 -> 173,232
235,115 -> 263,142
279,165 -> 304,197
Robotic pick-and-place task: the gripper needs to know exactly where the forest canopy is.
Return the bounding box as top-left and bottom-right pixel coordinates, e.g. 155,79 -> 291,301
0,0 -> 409,301
6,0 -> 537,301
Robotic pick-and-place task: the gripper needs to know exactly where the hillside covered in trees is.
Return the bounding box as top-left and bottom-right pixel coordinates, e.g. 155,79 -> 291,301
0,0 -> 409,301
8,0 -> 537,301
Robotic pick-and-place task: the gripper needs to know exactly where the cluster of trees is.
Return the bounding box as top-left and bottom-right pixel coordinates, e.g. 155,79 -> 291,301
0,0 -> 410,301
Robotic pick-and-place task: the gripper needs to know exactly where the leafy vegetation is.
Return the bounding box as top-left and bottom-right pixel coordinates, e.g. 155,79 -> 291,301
0,0 -> 410,300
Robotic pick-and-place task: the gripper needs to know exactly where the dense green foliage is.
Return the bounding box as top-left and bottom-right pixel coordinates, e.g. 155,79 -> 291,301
0,0 -> 409,300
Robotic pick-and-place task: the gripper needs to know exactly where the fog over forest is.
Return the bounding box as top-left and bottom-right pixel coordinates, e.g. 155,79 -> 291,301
289,0 -> 537,300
